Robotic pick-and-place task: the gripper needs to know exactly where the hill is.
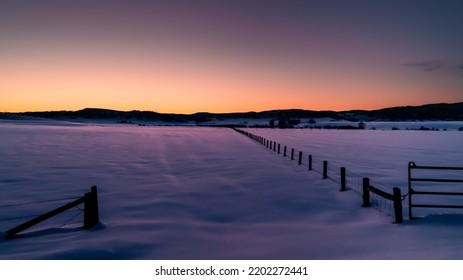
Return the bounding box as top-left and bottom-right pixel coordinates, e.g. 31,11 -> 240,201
6,102 -> 463,123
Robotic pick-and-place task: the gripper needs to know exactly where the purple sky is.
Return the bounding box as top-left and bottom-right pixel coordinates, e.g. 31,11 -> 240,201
1,0 -> 462,113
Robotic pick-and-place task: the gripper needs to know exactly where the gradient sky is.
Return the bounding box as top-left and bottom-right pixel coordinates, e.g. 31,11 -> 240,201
1,0 -> 463,113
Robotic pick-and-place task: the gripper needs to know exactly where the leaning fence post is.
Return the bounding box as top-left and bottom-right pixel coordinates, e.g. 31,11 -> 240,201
362,178 -> 371,207
393,187 -> 403,224
340,167 -> 346,191
84,186 -> 100,229
323,161 -> 328,179
298,151 -> 302,165
308,155 -> 312,171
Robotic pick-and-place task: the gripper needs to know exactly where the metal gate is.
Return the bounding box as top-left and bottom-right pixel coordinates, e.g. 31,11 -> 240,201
408,162 -> 463,219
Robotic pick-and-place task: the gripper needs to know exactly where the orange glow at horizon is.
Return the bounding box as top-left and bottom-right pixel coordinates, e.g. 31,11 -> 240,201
1,44 -> 461,114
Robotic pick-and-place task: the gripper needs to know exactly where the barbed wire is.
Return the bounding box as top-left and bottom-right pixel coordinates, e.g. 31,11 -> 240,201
370,192 -> 395,218
60,208 -> 84,227
0,196 -> 81,208
0,209 -> 82,223
0,214 -> 40,222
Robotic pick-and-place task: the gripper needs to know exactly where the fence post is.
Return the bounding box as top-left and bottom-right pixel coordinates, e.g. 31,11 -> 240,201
298,151 -> 302,165
393,187 -> 403,224
284,146 -> 287,157
273,142 -> 276,152
362,178 -> 371,207
308,155 -> 312,171
323,161 -> 328,179
278,144 -> 281,154
291,148 -> 295,160
340,167 -> 346,191
408,162 -> 413,220
84,186 -> 100,229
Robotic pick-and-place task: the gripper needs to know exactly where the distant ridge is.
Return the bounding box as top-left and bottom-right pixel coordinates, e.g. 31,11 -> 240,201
9,102 -> 463,122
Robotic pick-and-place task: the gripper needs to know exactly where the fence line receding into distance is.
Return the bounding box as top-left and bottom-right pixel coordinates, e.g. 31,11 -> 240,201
232,128 -> 404,223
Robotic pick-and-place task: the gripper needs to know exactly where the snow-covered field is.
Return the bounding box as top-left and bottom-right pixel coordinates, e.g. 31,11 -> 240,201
1,120 -> 463,260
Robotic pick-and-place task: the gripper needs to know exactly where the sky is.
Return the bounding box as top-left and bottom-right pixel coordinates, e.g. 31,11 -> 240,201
1,0 -> 463,114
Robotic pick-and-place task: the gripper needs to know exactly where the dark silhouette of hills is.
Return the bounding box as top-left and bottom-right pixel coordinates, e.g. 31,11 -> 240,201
342,103 -> 463,121
8,102 -> 463,123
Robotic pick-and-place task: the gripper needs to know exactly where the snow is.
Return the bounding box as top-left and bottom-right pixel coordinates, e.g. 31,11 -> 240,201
1,120 -> 463,260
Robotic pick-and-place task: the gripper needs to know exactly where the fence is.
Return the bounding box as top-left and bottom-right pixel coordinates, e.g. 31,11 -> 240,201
408,162 -> 463,220
362,178 -> 403,223
3,186 -> 99,239
232,128 -> 404,223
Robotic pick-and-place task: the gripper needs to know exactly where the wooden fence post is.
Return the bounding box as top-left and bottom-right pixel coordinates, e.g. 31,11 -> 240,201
362,178 -> 371,207
284,146 -> 287,157
323,161 -> 328,179
278,144 -> 281,154
298,151 -> 302,165
393,187 -> 403,224
340,167 -> 346,191
308,155 -> 312,171
84,186 -> 100,229
273,142 -> 276,152
291,148 -> 295,160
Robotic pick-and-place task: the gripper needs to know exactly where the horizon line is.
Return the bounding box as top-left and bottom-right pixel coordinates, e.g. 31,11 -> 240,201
2,101 -> 462,115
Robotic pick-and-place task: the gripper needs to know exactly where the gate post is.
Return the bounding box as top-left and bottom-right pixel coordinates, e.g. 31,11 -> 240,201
408,162 -> 415,220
